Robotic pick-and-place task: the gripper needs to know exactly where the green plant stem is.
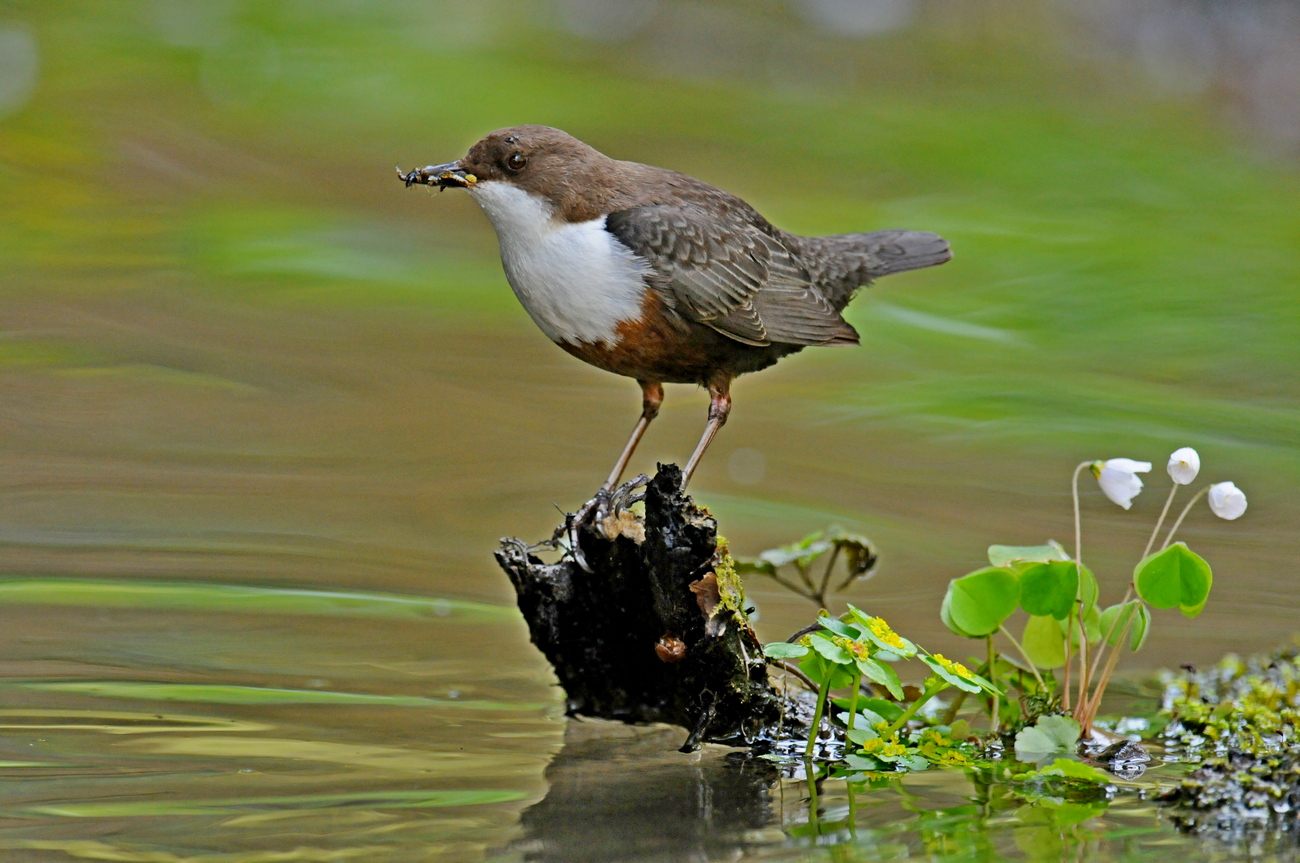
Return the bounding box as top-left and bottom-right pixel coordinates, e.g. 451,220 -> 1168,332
847,672 -> 861,732
1076,602 -> 1089,721
1161,485 -> 1211,550
1081,609 -> 1138,732
805,759 -> 821,832
882,682 -> 947,738
1078,584 -> 1134,712
1143,484 -> 1179,560
1062,625 -> 1073,712
1066,460 -> 1091,710
846,780 -> 858,839
805,678 -> 831,758
986,635 -> 999,734
997,625 -> 1046,688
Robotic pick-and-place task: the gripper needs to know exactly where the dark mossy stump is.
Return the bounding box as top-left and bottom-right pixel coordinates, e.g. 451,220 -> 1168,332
495,464 -> 805,751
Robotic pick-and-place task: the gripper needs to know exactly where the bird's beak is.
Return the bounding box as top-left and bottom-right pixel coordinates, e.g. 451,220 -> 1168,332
397,161 -> 477,189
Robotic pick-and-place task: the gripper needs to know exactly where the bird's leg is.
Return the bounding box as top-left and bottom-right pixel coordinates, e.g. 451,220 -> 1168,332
681,376 -> 732,488
568,381 -> 663,572
603,381 -> 663,491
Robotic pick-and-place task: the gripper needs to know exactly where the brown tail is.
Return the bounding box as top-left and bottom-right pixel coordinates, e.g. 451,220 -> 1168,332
802,229 -> 952,309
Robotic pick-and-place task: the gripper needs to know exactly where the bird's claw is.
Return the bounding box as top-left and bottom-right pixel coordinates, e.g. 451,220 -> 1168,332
565,474 -> 651,573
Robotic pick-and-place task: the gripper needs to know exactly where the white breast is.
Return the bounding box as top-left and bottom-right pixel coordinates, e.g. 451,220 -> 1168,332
468,181 -> 649,346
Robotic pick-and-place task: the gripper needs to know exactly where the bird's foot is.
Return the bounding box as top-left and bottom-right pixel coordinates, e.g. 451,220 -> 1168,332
565,474 -> 651,573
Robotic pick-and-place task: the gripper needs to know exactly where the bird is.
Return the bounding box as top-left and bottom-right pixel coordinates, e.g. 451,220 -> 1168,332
399,125 -> 951,523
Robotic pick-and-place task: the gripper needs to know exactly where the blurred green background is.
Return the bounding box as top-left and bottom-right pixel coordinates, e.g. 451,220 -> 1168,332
3,0 -> 1300,673
1,1 -> 1299,859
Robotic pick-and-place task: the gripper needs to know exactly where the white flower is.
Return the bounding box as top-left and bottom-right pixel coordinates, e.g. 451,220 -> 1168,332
1208,481 -> 1247,520
1093,458 -> 1152,510
1166,447 -> 1200,485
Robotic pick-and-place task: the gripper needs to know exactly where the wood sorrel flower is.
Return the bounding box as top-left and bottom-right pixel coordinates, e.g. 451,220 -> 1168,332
1167,447 -> 1200,485
1208,481 -> 1247,520
1092,458 -> 1152,510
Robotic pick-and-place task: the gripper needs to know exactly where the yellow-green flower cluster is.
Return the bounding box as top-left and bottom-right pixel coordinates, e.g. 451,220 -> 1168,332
832,634 -> 871,660
931,653 -> 976,680
860,737 -> 908,760
866,617 -> 907,652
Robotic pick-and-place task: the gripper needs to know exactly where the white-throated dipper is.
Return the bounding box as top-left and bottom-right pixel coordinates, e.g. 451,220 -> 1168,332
399,125 -> 951,522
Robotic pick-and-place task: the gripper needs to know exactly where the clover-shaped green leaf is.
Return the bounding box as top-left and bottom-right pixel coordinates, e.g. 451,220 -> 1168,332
1078,564 -> 1099,614
1022,614 -> 1066,668
1099,601 -> 1151,652
943,567 -> 1020,637
1017,560 -> 1079,620
1134,542 -> 1212,616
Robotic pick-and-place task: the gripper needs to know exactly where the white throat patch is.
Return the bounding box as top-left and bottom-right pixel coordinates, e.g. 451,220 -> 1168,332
468,181 -> 649,346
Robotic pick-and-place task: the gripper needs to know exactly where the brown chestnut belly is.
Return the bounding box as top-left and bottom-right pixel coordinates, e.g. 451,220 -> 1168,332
557,308 -> 805,385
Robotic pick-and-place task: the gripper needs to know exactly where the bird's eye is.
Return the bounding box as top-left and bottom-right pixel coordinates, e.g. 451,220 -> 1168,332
506,153 -> 527,171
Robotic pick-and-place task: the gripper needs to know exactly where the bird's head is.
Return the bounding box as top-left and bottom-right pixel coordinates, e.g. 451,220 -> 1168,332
399,125 -> 620,221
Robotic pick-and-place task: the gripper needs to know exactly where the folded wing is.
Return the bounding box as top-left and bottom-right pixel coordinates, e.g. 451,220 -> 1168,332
605,205 -> 857,347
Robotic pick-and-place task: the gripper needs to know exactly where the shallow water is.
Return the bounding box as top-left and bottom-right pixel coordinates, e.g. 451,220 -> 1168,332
3,1 -> 1300,860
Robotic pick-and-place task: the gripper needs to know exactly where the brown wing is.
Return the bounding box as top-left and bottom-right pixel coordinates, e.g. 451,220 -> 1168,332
605,204 -> 857,347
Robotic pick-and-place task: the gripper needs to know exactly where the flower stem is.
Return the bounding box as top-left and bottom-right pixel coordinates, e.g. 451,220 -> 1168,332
998,625 -> 1046,688
1161,485 -> 1210,550
1062,626 -> 1073,712
882,682 -> 948,738
1081,609 -> 1138,732
1067,460 -> 1091,711
1080,585 -> 1133,704
1143,484 -> 1179,560
805,678 -> 831,759
986,635 -> 999,734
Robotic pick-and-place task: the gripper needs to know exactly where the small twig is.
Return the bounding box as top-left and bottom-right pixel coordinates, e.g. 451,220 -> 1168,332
786,622 -> 821,643
794,560 -> 816,593
762,571 -> 813,601
817,546 -> 842,604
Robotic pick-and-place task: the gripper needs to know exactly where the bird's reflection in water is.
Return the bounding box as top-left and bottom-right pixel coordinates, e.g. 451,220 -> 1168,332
508,718 -> 783,862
